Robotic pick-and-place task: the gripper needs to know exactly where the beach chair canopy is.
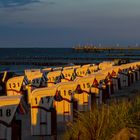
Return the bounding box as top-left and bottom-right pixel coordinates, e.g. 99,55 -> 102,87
82,64 -> 92,68
93,72 -> 107,82
25,70 -> 42,82
25,69 -> 41,75
88,65 -> 99,73
63,65 -> 80,70
31,85 -> 57,99
56,81 -> 77,99
53,67 -> 63,71
75,75 -> 95,92
0,95 -> 22,124
31,86 -> 57,109
6,76 -> 24,93
42,67 -> 52,72
47,70 -> 62,83
62,69 -> 76,81
76,67 -> 90,77
99,61 -> 114,70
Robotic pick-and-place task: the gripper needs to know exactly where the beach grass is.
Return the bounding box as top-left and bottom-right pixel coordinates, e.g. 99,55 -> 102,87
63,96 -> 140,140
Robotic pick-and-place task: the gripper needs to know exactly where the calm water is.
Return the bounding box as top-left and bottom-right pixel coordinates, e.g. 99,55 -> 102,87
0,48 -> 140,72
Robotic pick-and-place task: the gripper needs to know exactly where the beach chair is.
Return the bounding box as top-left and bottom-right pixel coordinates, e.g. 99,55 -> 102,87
6,75 -> 32,105
31,86 -> 57,137
53,67 -> 63,71
90,73 -> 111,104
25,68 -> 41,77
128,62 -> 140,81
134,62 -> 140,80
125,63 -> 137,83
61,68 -> 76,82
25,70 -> 43,86
0,71 -> 15,96
6,76 -> 24,96
74,76 -> 94,112
110,66 -> 122,91
88,65 -> 99,74
54,82 -> 77,124
101,68 -> 120,94
99,61 -> 114,70
119,64 -> 134,87
63,65 -> 81,70
71,65 -> 81,69
0,95 -> 25,140
26,70 -> 47,88
42,67 -> 52,72
75,67 -> 90,77
47,70 -> 62,87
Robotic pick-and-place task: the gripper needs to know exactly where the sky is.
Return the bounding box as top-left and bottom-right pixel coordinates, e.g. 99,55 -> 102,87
0,0 -> 140,47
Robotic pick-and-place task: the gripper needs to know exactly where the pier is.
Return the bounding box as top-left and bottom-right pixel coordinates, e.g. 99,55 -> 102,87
74,45 -> 140,52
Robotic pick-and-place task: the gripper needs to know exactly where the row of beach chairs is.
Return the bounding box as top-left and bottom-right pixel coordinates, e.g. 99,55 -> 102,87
0,60 -> 140,140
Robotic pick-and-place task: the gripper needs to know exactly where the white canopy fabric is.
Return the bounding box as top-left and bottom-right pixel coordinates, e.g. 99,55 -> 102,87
0,95 -> 22,124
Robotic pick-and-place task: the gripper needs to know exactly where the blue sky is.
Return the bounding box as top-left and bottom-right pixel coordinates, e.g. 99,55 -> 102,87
0,0 -> 140,47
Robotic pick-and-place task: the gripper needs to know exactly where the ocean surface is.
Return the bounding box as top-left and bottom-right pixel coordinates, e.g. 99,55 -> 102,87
0,48 -> 140,72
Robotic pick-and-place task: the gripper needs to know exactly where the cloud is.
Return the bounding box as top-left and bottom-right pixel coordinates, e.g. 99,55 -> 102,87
0,0 -> 40,8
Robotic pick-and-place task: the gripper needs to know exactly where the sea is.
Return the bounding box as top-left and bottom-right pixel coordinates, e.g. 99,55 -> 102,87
0,48 -> 140,73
